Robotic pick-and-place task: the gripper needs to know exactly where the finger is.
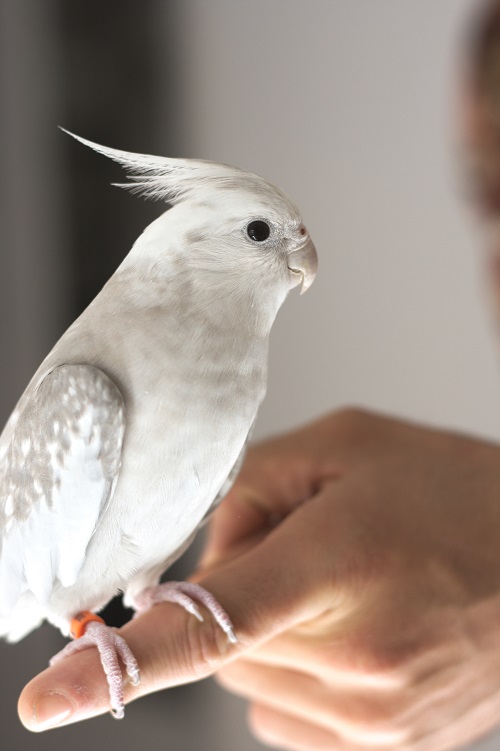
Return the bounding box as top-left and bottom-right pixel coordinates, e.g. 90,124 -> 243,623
199,484 -> 276,569
228,632 -> 406,692
200,408 -> 421,570
18,496 -> 334,730
200,417 -> 343,567
217,661 -> 409,747
18,601 -> 203,730
249,703 -> 352,751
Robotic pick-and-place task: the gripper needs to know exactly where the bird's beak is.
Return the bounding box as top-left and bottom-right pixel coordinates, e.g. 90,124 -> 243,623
287,239 -> 318,294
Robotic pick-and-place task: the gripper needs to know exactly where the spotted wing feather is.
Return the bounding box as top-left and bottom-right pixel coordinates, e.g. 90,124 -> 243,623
0,364 -> 125,640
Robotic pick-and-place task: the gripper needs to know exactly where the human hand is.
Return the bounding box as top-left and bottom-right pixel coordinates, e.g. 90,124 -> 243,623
18,410 -> 500,751
208,410 -> 500,751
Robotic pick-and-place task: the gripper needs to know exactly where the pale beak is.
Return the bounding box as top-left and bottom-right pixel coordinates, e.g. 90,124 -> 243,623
287,239 -> 318,294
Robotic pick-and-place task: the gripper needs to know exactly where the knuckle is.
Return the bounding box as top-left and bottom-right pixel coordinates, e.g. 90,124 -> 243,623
183,611 -> 237,679
321,635 -> 414,691
356,697 -> 411,737
333,405 -> 370,422
328,406 -> 373,434
324,686 -> 413,746
354,646 -> 413,688
247,704 -> 280,748
323,407 -> 383,458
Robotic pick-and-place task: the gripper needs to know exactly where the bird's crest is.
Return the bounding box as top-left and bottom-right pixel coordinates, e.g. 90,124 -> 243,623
60,129 -> 248,204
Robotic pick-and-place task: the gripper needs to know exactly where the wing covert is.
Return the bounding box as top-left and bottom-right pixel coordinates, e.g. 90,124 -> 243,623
0,364 -> 125,624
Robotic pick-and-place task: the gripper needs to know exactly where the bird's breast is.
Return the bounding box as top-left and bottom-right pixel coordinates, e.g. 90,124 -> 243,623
42,292 -> 269,589
82,327 -> 267,582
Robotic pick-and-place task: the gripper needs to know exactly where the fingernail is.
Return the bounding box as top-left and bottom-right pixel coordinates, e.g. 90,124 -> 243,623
33,692 -> 73,730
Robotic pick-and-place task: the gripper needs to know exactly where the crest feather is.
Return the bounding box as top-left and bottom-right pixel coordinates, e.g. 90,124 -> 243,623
60,128 -> 243,204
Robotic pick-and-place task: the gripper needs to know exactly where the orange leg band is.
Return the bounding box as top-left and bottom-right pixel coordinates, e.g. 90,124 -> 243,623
70,611 -> 105,639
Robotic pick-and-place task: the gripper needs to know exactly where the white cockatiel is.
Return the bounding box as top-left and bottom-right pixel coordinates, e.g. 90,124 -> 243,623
0,132 -> 317,718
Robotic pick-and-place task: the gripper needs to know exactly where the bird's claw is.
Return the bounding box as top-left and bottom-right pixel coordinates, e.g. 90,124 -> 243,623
50,620 -> 140,719
134,581 -> 237,644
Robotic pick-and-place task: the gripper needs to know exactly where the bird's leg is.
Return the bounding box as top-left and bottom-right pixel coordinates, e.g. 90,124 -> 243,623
50,611 -> 140,719
133,581 -> 237,645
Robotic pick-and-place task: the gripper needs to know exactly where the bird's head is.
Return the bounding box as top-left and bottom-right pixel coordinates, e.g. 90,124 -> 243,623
62,131 -> 317,328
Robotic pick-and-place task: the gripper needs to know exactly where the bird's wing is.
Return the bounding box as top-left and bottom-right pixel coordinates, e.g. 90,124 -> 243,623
0,364 -> 125,619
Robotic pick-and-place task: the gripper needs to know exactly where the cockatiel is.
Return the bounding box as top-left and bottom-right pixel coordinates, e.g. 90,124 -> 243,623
0,132 -> 318,718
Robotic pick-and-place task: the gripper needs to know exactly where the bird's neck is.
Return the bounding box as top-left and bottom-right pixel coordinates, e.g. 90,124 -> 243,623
191,274 -> 286,339
115,210 -> 290,339
115,257 -> 286,340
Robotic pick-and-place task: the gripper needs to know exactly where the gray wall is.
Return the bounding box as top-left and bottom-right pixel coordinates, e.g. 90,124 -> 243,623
1,2 -> 500,750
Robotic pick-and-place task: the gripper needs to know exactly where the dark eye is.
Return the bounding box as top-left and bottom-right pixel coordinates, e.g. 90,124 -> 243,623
247,220 -> 271,242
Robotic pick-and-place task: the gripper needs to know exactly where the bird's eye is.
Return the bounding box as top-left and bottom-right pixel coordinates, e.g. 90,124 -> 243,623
247,220 -> 271,242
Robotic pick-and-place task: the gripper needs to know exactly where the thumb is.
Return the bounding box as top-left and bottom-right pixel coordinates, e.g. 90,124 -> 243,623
18,496 -> 327,731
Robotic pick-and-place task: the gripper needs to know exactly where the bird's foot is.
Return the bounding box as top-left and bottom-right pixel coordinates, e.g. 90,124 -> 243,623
50,613 -> 140,719
133,581 -> 237,645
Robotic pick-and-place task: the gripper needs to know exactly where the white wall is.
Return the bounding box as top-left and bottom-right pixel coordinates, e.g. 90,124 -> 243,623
174,0 -> 500,444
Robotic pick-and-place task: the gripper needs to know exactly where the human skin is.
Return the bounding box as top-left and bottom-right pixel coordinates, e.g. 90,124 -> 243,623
17,409 -> 500,751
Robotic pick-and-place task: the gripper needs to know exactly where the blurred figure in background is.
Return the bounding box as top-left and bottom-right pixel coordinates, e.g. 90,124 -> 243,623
464,0 -> 500,310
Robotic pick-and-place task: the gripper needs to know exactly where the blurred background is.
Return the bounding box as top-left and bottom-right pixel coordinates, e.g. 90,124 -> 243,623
1,1 -> 500,749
